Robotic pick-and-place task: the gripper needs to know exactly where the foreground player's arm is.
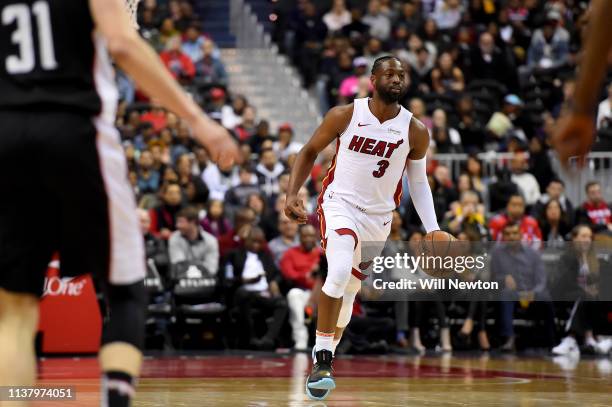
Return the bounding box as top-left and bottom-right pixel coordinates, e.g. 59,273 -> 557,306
90,0 -> 239,168
407,119 -> 439,233
553,0 -> 612,165
285,105 -> 352,223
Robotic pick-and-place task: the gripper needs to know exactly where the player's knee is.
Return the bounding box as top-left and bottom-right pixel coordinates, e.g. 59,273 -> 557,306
322,271 -> 350,298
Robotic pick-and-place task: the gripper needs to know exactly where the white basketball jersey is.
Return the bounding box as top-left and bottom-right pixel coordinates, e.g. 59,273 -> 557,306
318,97 -> 412,215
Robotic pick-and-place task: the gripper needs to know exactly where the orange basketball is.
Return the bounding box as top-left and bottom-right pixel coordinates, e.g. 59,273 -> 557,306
420,230 -> 458,278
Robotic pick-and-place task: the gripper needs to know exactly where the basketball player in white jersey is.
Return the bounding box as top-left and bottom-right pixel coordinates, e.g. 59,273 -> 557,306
285,56 -> 439,400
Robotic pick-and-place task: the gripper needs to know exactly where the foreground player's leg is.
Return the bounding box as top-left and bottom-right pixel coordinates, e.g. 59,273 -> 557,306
99,281 -> 147,407
307,230 -> 355,400
331,275 -> 361,354
0,289 -> 38,392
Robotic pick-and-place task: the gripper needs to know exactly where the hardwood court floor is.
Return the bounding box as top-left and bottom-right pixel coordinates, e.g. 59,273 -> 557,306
32,352 -> 612,406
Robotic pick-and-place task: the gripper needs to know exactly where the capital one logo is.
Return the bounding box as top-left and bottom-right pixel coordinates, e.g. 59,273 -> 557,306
42,276 -> 87,297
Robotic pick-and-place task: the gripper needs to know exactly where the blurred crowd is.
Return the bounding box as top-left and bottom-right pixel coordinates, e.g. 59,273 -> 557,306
119,0 -> 611,357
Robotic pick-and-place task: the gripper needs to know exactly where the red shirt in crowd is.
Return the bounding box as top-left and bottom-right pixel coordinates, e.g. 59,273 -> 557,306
159,50 -> 195,81
582,201 -> 612,226
140,110 -> 167,133
489,213 -> 542,243
280,246 -> 321,290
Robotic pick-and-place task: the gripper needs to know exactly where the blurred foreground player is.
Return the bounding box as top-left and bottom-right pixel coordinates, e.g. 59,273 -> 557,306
553,0 -> 612,165
0,0 -> 239,406
285,56 -> 440,400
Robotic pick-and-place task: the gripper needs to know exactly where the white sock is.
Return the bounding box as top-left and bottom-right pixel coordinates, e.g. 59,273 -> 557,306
332,338 -> 340,354
314,330 -> 334,363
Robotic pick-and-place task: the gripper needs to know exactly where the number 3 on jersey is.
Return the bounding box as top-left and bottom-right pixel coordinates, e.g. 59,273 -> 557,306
372,160 -> 389,178
2,1 -> 57,74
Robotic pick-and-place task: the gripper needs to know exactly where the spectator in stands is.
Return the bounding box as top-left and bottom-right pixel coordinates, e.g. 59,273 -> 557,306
526,10 -> 569,72
158,18 -> 180,49
596,83 -> 612,130
246,192 -> 278,240
281,225 -> 321,350
431,51 -> 465,95
221,94 -> 247,130
150,182 -> 184,239
456,97 -> 486,152
486,94 -> 528,149
323,0 -> 351,32
225,164 -> 260,210
248,120 -> 275,155
465,154 -> 488,203
171,121 -> 194,163
194,39 -> 227,85
528,135 -> 555,193
488,167 -> 519,213
137,149 -> 161,195
341,7 -> 370,46
201,160 -> 240,201
509,153 -> 541,207
408,97 -> 432,129
133,122 -> 156,152
200,199 -> 231,239
274,123 -> 303,163
489,193 -> 542,245
395,1 -> 423,34
181,23 -> 204,63
176,153 -> 208,204
443,190 -> 487,238
338,57 -> 372,104
552,225 -> 609,356
491,222 -> 555,352
234,105 -> 257,142
432,108 -> 462,147
206,88 -> 229,116
432,0 -> 463,31
269,213 -> 299,267
531,179 -> 573,223
160,36 -> 195,83
294,2 -> 328,87
537,199 -> 571,245
363,37 -> 387,69
225,227 -> 288,350
255,148 -> 285,199
139,208 -> 169,277
575,182 -> 612,235
168,206 -> 219,276
218,207 -> 257,257
363,0 -> 391,40
470,32 -> 515,86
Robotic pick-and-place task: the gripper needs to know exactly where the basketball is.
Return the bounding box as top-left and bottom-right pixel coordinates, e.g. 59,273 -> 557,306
420,230 -> 458,278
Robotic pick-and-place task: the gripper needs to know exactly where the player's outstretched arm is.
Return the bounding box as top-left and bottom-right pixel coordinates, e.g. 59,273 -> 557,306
284,105 -> 352,223
553,0 -> 612,165
90,0 -> 240,168
407,118 -> 440,233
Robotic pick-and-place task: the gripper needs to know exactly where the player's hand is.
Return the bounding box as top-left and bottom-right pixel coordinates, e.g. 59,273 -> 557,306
284,194 -> 308,224
189,115 -> 241,171
552,113 -> 595,167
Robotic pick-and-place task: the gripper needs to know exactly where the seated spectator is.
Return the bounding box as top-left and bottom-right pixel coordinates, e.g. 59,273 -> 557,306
431,51 -> 465,95
273,123 -> 303,163
281,225 -> 322,350
137,149 -> 161,195
363,37 -> 386,69
465,154 -> 489,202
487,167 -> 519,213
176,153 -> 209,204
138,209 -> 169,277
133,122 -> 156,152
489,193 -> 542,246
469,32 -> 516,87
596,82 -> 612,130
338,57 -> 372,104
432,0 -> 463,31
323,0 -> 351,32
168,207 -> 219,276
408,97 -> 432,129
221,94 -> 247,130
575,181 -> 612,235
538,199 -> 571,245
225,164 -> 261,211
491,222 -> 555,351
432,108 -> 461,145
234,105 -> 257,142
194,39 -> 227,85
486,94 -> 529,149
225,227 -> 288,350
200,199 -> 231,239
140,102 -> 168,133
509,153 -> 541,207
160,36 -> 195,83
158,18 -> 180,49
552,225 -> 609,356
269,213 -> 299,267
363,0 -> 391,41
150,182 -> 184,240
248,120 -> 275,155
526,10 -> 569,71
443,190 -> 488,238
218,207 -> 257,258
531,179 -> 574,224
201,161 -> 240,201
181,24 -> 205,63
255,148 -> 285,199
528,136 -> 555,193
395,1 -> 423,34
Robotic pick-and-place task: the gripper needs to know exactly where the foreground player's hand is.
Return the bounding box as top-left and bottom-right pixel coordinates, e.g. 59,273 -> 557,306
284,195 -> 308,224
552,113 -> 595,167
190,115 -> 241,170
